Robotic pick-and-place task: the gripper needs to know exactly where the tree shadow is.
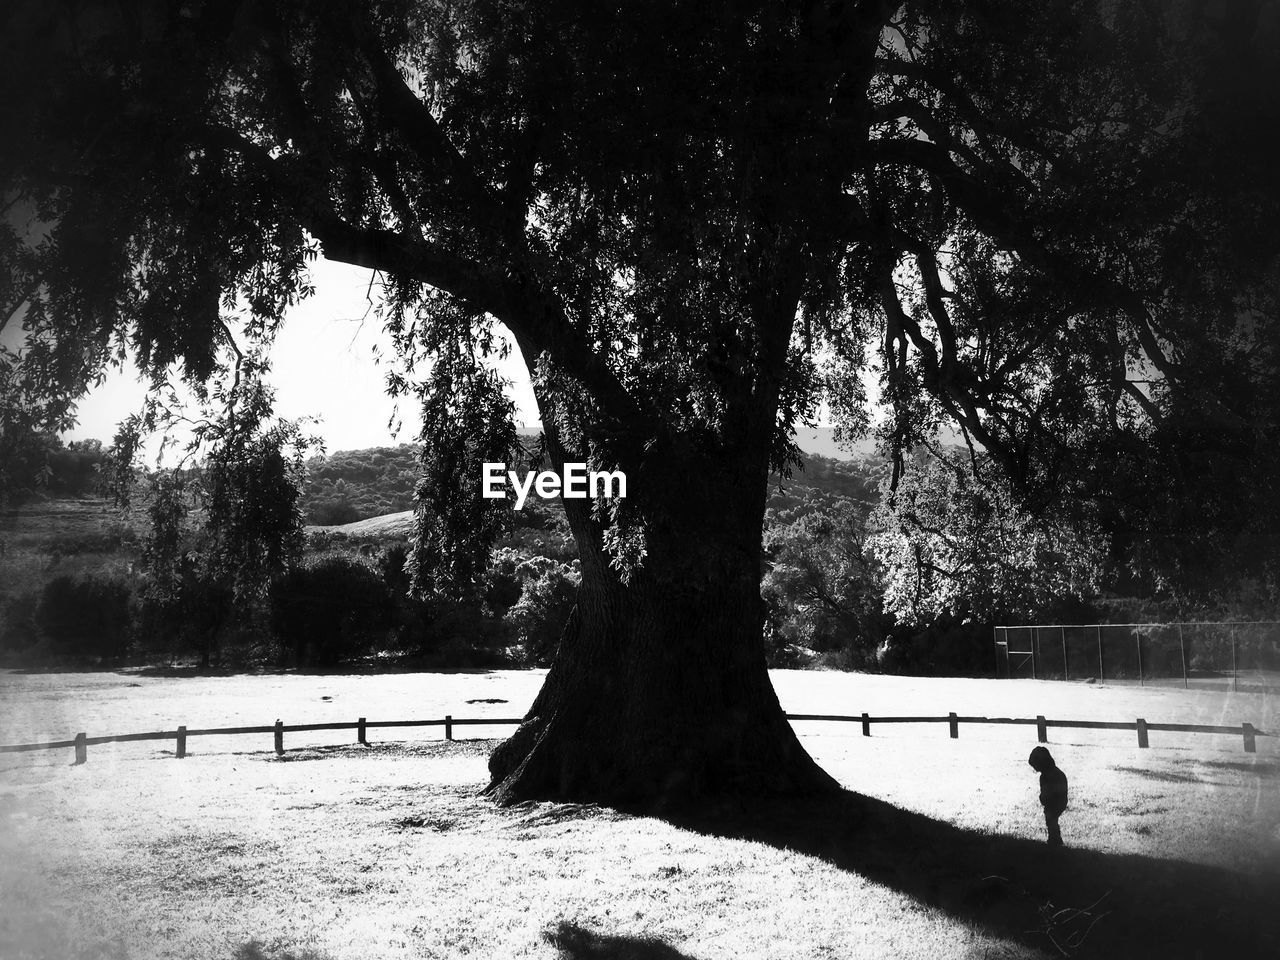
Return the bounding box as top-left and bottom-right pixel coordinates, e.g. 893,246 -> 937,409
111,662 -> 498,678
1198,758 -> 1280,775
231,941 -> 331,960
544,921 -> 696,959
1110,765 -> 1232,787
661,790 -> 1280,959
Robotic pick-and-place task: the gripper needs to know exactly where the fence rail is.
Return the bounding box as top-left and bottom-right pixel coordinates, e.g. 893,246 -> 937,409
1,710 -> 1271,765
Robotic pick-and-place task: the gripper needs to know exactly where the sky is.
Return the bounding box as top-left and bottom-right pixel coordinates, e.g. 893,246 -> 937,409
53,254 -> 880,462
64,258 -> 543,456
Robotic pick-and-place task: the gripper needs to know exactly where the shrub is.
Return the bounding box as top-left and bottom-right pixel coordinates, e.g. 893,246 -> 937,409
307,498 -> 361,527
270,554 -> 393,667
0,591 -> 41,658
422,600 -> 515,667
35,574 -> 133,661
874,614 -> 993,677
504,557 -> 580,665
134,569 -> 236,668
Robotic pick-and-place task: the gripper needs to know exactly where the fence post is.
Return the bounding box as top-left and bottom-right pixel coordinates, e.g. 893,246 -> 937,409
357,717 -> 367,745
1036,715 -> 1047,743
1178,623 -> 1188,689
176,725 -> 187,759
1097,625 -> 1104,685
1137,718 -> 1149,748
274,719 -> 284,756
445,715 -> 453,741
1061,627 -> 1069,682
1231,627 -> 1238,693
948,712 -> 959,739
861,712 -> 870,737
1243,723 -> 1256,754
73,732 -> 86,765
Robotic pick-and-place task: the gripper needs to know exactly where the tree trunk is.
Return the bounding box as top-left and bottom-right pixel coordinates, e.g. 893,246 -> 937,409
486,445 -> 839,808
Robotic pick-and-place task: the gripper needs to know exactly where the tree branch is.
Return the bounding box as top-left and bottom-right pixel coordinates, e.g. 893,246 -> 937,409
348,18 -> 516,240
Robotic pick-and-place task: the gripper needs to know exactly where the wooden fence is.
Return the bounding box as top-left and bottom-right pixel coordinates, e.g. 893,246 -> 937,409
787,713 -> 1266,753
0,711 -> 1270,765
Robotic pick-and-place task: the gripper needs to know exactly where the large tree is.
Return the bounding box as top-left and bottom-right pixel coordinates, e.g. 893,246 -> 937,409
2,0 -> 1277,804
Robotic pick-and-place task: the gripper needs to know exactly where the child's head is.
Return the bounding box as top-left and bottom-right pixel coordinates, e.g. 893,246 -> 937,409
1028,746 -> 1055,771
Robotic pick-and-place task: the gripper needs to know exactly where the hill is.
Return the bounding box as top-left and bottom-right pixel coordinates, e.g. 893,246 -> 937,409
302,439 -> 882,529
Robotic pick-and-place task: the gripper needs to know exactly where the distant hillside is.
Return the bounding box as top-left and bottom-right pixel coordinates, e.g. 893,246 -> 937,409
302,444 -> 420,524
302,438 -> 881,527
791,427 -> 871,461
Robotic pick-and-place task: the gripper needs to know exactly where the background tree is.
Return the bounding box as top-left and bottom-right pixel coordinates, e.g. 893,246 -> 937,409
866,450 -> 1105,626
124,359 -> 315,669
3,0 -> 1277,804
762,499 -> 886,667
34,574 -> 132,662
270,553 -> 392,667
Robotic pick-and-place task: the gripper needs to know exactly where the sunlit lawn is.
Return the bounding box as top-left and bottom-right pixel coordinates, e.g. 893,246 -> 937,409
2,670 -> 1278,959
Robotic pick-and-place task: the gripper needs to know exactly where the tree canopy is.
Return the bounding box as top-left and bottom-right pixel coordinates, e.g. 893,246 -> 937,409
4,1 -> 1277,582
3,0 -> 1278,802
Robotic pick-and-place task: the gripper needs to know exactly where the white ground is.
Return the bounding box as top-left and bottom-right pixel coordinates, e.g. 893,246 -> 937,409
1,669 -> 1278,960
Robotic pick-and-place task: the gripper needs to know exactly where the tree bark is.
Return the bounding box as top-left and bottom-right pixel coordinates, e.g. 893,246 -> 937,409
485,445 -> 840,808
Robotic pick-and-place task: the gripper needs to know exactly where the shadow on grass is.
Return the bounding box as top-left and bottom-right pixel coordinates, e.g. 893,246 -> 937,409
1198,758 -> 1280,775
1110,765 -> 1232,786
544,921 -> 696,959
112,662 -> 499,679
245,740 -> 497,762
662,790 -> 1280,960
232,941 -> 331,960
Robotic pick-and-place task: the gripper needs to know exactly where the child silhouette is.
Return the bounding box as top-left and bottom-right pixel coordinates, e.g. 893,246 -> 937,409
1028,746 -> 1068,847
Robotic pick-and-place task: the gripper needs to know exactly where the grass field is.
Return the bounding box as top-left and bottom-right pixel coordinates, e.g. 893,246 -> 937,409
0,499 -> 139,615
2,670 -> 1278,960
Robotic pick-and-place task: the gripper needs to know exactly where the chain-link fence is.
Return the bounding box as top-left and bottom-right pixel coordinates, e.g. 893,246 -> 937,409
993,622 -> 1280,692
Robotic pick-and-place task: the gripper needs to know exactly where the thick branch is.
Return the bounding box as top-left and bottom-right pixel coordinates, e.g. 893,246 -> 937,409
879,274 -> 1022,480
872,137 -> 1179,384
349,20 -> 516,240
201,123 -> 644,431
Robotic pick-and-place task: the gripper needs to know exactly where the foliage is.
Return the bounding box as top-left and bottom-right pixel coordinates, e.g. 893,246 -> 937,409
34,574 -> 132,661
306,497 -> 363,527
0,590 -> 40,657
875,614 -> 999,678
124,360 -> 314,609
269,553 -> 393,667
500,553 -> 581,666
5,1 -> 1280,800
300,444 -> 421,523
406,350 -> 522,600
866,451 -> 1104,625
7,4 -> 1246,536
0,434 -> 110,505
762,498 -> 886,666
9,0 -> 1274,580
133,561 -> 235,668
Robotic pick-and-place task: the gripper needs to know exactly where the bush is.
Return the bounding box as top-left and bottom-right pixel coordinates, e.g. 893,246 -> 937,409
0,591 -> 41,658
34,574 -> 133,661
504,557 -> 580,665
875,614 -> 993,677
134,570 -> 236,668
423,600 -> 515,667
307,499 -> 361,527
270,554 -> 393,667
